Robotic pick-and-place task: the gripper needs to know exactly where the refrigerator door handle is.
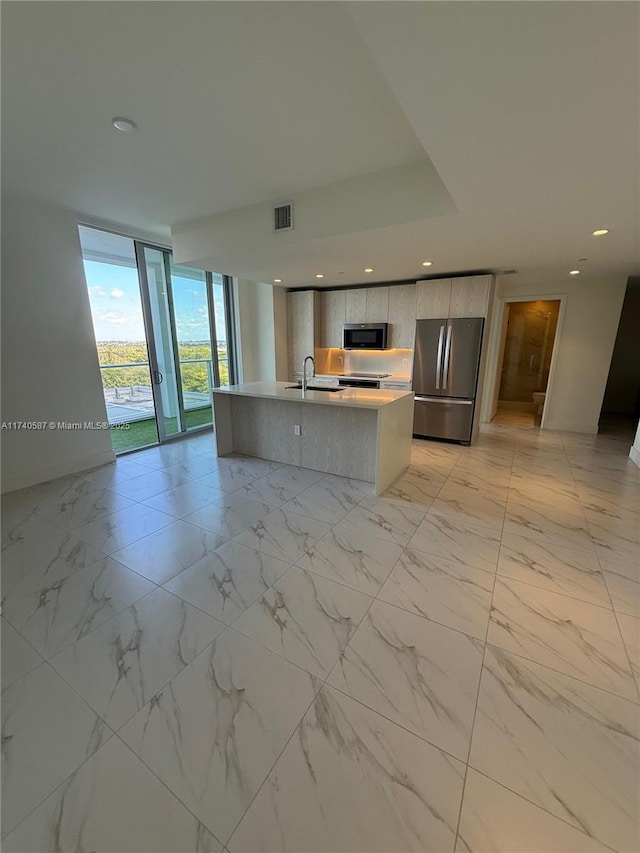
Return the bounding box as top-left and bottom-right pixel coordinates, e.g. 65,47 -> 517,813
435,325 -> 445,389
442,324 -> 453,390
414,396 -> 473,404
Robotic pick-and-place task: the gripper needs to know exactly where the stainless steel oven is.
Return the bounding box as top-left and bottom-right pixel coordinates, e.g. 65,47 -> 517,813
338,377 -> 381,389
337,372 -> 390,389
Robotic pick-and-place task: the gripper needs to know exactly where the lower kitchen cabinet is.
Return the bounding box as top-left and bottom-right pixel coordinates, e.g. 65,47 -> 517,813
380,379 -> 412,390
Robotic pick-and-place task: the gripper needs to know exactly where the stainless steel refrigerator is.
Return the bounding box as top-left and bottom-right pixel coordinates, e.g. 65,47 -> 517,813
412,317 -> 484,444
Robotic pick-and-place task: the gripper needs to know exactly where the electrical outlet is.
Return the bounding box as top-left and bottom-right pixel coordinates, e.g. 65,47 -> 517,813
338,356 -> 344,364
402,358 -> 408,367
294,425 -> 301,436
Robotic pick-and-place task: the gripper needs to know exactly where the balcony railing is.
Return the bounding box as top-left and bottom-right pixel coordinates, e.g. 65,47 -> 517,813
100,359 -> 218,425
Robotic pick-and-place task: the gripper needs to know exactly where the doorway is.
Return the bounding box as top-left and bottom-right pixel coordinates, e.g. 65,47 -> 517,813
493,299 -> 561,428
599,277 -> 640,439
79,225 -> 235,454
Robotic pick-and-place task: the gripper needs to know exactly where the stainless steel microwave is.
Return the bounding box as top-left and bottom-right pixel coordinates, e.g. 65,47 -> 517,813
343,323 -> 389,350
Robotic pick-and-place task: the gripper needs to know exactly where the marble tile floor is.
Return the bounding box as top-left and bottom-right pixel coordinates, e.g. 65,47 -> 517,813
1,424 -> 639,852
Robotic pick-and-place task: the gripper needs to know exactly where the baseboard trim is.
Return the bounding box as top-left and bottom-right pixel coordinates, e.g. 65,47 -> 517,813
630,445 -> 640,469
1,449 -> 116,495
544,421 -> 599,434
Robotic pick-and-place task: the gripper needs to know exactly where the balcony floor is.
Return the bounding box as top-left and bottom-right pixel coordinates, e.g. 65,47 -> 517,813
105,386 -> 210,426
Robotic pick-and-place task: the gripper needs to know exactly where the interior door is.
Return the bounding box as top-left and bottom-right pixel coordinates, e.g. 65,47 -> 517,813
412,319 -> 446,396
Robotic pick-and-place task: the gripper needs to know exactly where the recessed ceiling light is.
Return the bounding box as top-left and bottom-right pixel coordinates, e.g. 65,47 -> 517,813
592,229 -> 609,237
569,269 -> 581,275
112,117 -> 137,132
422,260 -> 433,267
315,274 -> 324,279
364,268 -> 374,273
274,278 -> 282,283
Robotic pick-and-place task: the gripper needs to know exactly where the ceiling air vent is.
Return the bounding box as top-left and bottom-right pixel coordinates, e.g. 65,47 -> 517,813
274,203 -> 293,232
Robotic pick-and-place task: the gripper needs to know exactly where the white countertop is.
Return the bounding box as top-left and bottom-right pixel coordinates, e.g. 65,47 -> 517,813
213,381 -> 413,410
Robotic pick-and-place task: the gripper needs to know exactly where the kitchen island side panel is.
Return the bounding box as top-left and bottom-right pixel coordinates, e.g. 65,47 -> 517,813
300,405 -> 377,482
212,384 -> 414,492
211,391 -> 233,456
375,393 -> 413,493
229,396 -> 304,466
228,395 -> 377,480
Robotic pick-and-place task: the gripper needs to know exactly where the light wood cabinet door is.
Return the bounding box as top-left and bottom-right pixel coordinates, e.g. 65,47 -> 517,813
415,279 -> 452,319
345,289 -> 367,323
365,286 -> 389,323
449,275 -> 491,318
320,289 -> 346,348
388,284 -> 417,348
287,291 -> 319,379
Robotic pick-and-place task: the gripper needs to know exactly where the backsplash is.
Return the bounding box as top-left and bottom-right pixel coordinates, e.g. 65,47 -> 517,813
315,347 -> 413,378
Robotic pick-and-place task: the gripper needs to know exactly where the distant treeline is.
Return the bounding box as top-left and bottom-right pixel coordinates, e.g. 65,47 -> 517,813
97,341 -> 228,391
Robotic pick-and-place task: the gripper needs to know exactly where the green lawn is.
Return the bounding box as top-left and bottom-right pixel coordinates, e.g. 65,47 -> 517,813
110,406 -> 212,454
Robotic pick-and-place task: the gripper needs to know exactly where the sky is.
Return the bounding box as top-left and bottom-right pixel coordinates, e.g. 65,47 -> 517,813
84,260 -> 227,343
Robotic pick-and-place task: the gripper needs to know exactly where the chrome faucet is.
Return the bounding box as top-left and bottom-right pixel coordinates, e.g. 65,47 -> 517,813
301,355 -> 315,397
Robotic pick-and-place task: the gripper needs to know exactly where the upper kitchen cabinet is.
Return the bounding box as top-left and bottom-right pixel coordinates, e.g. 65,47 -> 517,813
415,275 -> 493,320
287,290 -> 320,379
345,288 -> 367,323
388,284 -> 417,348
416,278 -> 452,319
365,286 -> 389,323
319,289 -> 346,348
449,275 -> 492,318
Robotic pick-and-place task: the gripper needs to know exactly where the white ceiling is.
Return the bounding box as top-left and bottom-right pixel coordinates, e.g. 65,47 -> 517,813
2,1 -> 639,287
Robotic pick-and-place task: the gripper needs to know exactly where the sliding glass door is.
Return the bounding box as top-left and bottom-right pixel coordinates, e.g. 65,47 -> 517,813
169,259 -> 216,430
211,272 -> 234,386
80,225 -> 235,454
137,245 -> 184,441
80,227 -> 160,453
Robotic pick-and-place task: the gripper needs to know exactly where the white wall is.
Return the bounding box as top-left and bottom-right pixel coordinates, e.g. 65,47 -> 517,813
234,279 -> 278,383
482,273 -> 628,434
1,194 -> 115,492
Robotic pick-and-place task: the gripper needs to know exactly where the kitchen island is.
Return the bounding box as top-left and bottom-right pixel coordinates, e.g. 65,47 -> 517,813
211,381 -> 413,494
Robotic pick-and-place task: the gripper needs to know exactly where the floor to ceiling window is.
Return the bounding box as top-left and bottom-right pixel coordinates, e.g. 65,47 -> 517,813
79,225 -> 236,454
